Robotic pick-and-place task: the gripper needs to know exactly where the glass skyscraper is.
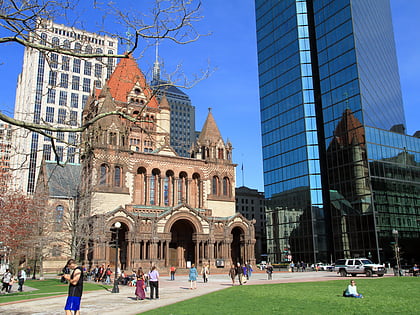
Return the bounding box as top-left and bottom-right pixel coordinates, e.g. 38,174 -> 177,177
256,0 -> 420,264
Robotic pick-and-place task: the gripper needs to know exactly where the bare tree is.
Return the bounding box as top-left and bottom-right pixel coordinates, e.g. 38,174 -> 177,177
0,171 -> 40,268
0,0 -> 206,143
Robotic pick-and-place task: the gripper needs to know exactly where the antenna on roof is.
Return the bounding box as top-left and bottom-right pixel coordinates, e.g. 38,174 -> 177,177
153,39 -> 161,82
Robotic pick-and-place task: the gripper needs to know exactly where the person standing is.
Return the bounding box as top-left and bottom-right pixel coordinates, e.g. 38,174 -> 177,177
169,266 -> 176,281
201,263 -> 209,283
228,264 -> 236,286
1,269 -> 12,293
188,264 -> 198,289
266,263 -> 273,280
96,264 -> 105,282
235,262 -> 243,285
134,270 -> 146,300
148,266 -> 159,299
63,259 -> 84,315
17,268 -> 27,292
105,265 -> 112,285
246,262 -> 253,279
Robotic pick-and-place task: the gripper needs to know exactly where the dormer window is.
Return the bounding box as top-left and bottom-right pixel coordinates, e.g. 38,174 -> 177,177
134,88 -> 141,95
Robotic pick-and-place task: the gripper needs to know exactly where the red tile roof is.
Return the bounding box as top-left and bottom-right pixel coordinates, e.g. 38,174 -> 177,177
106,55 -> 159,108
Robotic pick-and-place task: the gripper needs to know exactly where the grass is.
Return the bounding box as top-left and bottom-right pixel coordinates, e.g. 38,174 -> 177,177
0,279 -> 106,304
142,277 -> 419,315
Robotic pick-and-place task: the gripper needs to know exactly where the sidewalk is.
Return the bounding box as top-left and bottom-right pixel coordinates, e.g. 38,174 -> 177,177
0,271 -> 361,314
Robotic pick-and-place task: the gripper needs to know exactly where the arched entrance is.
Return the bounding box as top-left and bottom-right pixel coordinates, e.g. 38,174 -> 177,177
110,222 -> 129,270
231,227 -> 244,264
169,219 -> 195,268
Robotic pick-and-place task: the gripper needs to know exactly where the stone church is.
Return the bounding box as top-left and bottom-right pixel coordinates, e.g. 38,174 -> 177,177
74,56 -> 256,271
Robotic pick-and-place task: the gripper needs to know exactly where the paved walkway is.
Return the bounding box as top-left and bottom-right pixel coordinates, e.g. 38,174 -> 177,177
0,271 -> 383,314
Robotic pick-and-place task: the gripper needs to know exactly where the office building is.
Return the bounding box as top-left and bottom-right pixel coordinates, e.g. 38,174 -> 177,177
236,186 -> 267,260
255,0 -> 420,264
11,19 -> 118,193
151,55 -> 196,157
0,123 -> 12,188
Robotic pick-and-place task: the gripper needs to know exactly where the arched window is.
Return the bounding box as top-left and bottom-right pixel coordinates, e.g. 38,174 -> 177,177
212,176 -> 219,196
109,132 -> 117,145
63,40 -> 70,49
164,170 -> 174,206
223,177 -> 230,196
178,172 -> 188,203
99,164 -> 109,185
51,37 -> 60,48
85,45 -> 92,54
150,169 -> 160,205
74,42 -> 82,53
114,166 -> 121,187
218,148 -> 224,159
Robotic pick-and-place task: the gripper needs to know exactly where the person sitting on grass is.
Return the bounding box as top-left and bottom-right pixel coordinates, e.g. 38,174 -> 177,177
343,280 -> 363,298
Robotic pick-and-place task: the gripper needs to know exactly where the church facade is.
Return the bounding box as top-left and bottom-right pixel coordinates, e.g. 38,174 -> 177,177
78,56 -> 256,271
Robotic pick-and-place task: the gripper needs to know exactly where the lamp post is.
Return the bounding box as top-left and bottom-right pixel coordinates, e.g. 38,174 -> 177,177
392,229 -> 400,276
111,222 -> 121,293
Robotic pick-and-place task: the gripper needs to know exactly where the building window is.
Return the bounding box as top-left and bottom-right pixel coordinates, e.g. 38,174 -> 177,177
45,106 -> 54,123
70,111 -> 78,126
48,71 -> 57,86
57,131 -> 65,142
47,89 -> 56,104
70,93 -> 78,108
56,146 -> 64,162
74,43 -> 82,53
59,90 -> 67,106
73,59 -> 81,73
94,64 -> 102,78
114,166 -> 121,187
84,61 -> 92,75
94,80 -> 102,88
62,56 -> 70,71
81,95 -> 88,109
109,132 -> 117,145
43,144 -> 52,161
212,176 -> 219,195
68,147 -> 76,163
71,75 -> 80,90
82,78 -> 91,93
50,53 -> 59,69
60,73 -> 69,88
95,48 -> 103,61
68,132 -> 77,145
58,108 -> 67,124
54,205 -> 64,231
99,164 -> 109,185
223,177 -> 230,196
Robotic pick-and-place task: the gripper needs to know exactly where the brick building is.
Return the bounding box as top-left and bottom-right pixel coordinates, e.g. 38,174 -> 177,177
73,56 -> 256,271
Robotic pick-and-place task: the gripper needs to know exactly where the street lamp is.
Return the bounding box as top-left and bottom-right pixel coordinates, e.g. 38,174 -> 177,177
392,229 -> 401,276
111,221 -> 121,293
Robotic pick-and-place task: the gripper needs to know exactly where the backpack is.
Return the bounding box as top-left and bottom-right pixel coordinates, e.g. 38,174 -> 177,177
106,269 -> 112,275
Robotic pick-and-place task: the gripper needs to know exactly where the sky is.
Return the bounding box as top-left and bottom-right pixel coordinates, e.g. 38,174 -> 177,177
0,0 -> 419,193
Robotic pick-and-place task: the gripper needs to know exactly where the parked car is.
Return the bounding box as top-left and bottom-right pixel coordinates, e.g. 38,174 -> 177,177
313,262 -> 333,271
334,258 -> 386,277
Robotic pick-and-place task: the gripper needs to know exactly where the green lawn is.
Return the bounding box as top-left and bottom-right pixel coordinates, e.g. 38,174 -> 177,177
0,279 -> 106,304
142,277 -> 419,315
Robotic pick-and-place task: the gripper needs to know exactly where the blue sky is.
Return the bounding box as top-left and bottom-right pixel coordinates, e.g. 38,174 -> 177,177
0,0 -> 419,192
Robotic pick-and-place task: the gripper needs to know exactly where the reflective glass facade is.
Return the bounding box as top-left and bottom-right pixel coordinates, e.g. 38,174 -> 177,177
256,0 -> 420,264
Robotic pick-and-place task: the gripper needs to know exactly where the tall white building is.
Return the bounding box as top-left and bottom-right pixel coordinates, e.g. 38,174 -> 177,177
11,20 -> 118,193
